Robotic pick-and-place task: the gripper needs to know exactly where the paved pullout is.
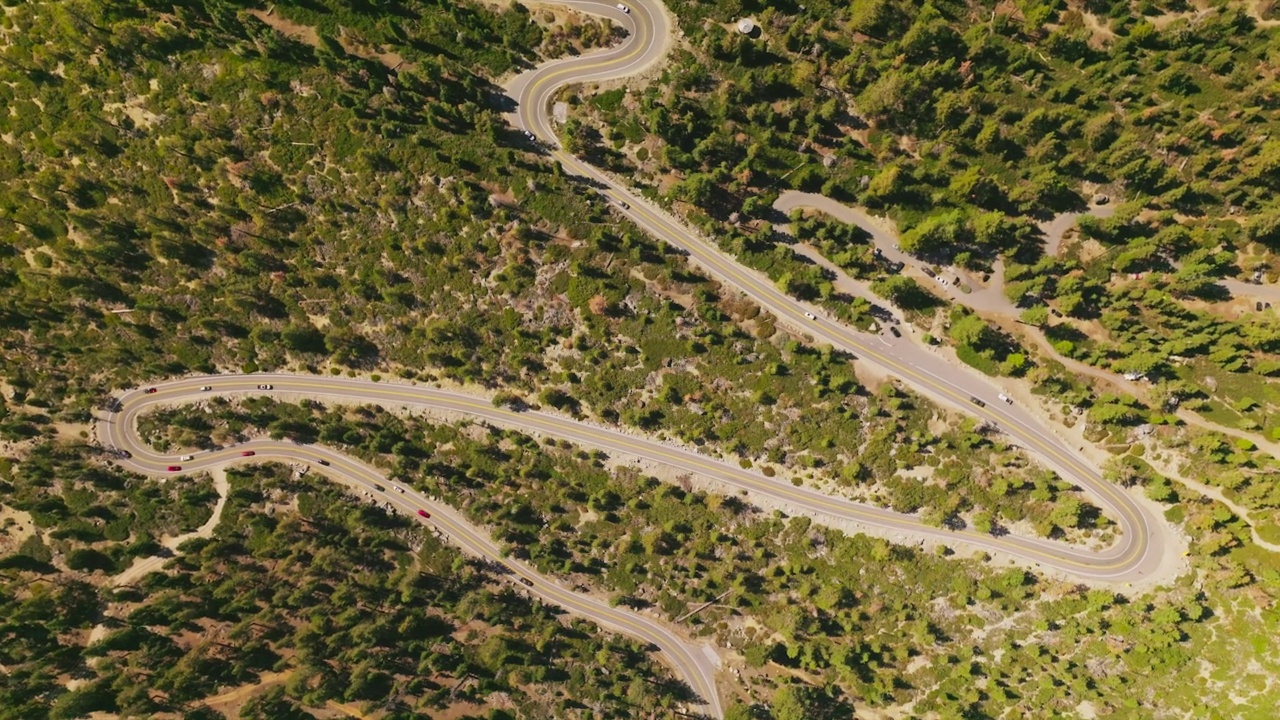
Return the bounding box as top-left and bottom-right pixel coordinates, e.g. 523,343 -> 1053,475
504,0 -> 1179,586
98,380 -> 723,719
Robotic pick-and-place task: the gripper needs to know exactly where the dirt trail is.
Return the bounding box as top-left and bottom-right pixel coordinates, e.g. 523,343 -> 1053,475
87,468 -> 231,658
199,671 -> 289,712
1140,445 -> 1280,553
110,467 -> 230,588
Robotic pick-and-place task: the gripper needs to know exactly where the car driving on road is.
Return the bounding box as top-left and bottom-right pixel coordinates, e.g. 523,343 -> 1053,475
257,383 -> 273,390
417,509 -> 431,519
167,465 -> 182,472
241,450 -> 255,457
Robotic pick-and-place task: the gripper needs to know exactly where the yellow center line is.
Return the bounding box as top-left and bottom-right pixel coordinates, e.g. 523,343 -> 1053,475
205,381 -> 1141,572
115,403 -> 714,699
506,5 -> 1143,573
534,166 -> 1148,568
123,379 -> 1143,572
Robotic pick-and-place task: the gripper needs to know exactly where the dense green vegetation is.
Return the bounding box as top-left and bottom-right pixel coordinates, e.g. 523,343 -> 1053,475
0,0 -> 1087,530
138,384 -> 1109,541
572,0 -> 1280,395
588,0 -> 1280,228
2,464 -> 696,719
99,402 -> 1280,716
5,0 -> 1280,717
568,0 -> 1280,542
0,443 -> 217,575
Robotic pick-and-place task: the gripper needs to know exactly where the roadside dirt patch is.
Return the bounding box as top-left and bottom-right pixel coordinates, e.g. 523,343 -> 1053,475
247,9 -> 318,46
200,671 -> 289,717
247,9 -> 411,71
0,504 -> 35,555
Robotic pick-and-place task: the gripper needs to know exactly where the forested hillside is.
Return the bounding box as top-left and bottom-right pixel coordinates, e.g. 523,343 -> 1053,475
4,0 -> 1280,718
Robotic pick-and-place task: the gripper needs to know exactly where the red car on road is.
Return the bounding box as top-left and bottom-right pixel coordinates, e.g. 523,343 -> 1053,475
145,388 -> 158,394
416,509 -> 431,519
241,450 -> 255,457
167,465 -> 181,472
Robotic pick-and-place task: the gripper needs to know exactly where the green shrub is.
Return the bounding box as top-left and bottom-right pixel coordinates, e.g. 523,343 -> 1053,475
956,344 -> 1000,376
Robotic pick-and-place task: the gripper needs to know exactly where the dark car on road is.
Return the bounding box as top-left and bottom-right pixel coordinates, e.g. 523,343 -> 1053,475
969,396 -> 985,408
519,577 -> 534,587
889,326 -> 901,338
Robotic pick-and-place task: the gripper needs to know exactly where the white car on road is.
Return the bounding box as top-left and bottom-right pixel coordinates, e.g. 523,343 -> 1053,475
616,3 -> 629,12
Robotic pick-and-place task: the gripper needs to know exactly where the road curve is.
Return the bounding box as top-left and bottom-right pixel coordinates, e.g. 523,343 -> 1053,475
503,1 -> 1178,586
98,379 -> 722,720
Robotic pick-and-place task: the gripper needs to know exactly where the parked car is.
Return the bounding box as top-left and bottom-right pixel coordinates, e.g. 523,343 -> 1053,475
922,267 -> 937,278
889,326 -> 901,338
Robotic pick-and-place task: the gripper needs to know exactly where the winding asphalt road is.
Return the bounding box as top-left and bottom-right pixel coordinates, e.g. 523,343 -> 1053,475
98,377 -> 723,719
95,3 -> 1178,715
503,0 -> 1175,583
